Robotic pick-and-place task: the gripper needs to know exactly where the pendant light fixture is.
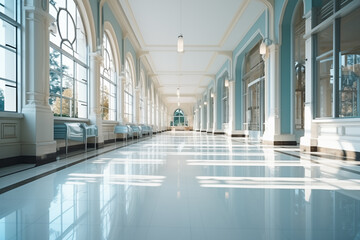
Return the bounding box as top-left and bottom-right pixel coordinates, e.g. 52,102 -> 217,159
177,0 -> 184,53
177,35 -> 184,53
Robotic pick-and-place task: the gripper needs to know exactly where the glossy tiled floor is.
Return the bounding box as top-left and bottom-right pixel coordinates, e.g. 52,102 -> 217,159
1,132 -> 360,240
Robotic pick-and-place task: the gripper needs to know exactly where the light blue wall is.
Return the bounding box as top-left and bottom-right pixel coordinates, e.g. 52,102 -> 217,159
125,38 -> 138,83
279,0 -> 299,134
89,0 -> 100,47
103,3 -> 123,64
233,12 -> 266,130
275,1 -> 310,44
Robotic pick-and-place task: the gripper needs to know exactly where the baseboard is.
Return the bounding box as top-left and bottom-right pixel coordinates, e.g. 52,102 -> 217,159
231,134 -> 246,137
300,145 -> 318,152
263,140 -> 297,146
317,147 -> 360,161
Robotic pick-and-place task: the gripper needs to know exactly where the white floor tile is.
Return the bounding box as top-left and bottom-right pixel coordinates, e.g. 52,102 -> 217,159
1,132 -> 360,240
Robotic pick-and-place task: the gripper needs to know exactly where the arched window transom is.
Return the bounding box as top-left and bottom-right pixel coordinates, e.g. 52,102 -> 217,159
49,0 -> 89,118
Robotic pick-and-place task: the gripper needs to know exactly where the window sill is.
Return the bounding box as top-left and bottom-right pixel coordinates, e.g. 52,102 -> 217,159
54,117 -> 89,123
102,120 -> 119,125
0,112 -> 24,119
313,117 -> 360,124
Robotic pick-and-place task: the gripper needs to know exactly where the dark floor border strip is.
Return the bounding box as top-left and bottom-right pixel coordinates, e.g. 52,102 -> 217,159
0,136 -> 154,195
273,149 -> 360,175
230,138 -> 360,175
0,165 -> 36,178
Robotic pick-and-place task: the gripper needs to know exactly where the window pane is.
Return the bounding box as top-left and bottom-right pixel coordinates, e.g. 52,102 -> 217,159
62,76 -> 73,98
50,96 -> 62,116
317,24 -> 333,56
0,0 -> 16,20
0,19 -> 16,48
76,101 -> 87,118
62,55 -> 74,77
339,7 -> 360,117
317,57 -> 333,117
76,64 -> 87,82
0,80 -> 15,111
75,80 -> 87,102
61,98 -> 73,117
0,47 -> 16,82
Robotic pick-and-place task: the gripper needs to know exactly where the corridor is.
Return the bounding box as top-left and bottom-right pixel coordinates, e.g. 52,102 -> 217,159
1,132 -> 360,240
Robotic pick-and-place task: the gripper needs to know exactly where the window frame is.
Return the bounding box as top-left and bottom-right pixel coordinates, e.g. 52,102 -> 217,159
0,0 -> 21,113
314,5 -> 360,119
100,32 -> 117,121
124,59 -> 134,123
49,0 -> 89,119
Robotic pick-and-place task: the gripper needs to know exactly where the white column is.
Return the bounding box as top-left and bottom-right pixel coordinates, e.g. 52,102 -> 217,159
89,52 -> 104,145
149,100 -> 153,126
200,105 -> 204,131
300,12 -> 318,151
143,96 -> 147,124
134,88 -> 140,124
119,72 -> 126,123
227,80 -> 235,136
117,74 -> 123,123
212,94 -> 218,134
262,44 -> 296,144
21,1 -> 56,160
206,95 -> 210,132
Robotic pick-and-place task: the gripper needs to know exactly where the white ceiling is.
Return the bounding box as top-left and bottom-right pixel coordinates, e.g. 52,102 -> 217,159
119,0 -> 266,106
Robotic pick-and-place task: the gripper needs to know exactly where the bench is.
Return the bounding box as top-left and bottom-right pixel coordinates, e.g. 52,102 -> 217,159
139,124 -> 152,136
114,124 -> 131,142
54,122 -> 98,154
128,124 -> 142,138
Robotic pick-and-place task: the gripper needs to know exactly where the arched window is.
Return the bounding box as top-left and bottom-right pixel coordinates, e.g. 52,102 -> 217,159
147,88 -> 151,124
139,71 -> 145,124
293,2 -> 305,130
100,33 -> 117,120
49,0 -> 88,118
0,0 -> 20,112
124,58 -> 133,122
209,89 -> 214,128
172,109 -> 187,126
243,41 -> 265,131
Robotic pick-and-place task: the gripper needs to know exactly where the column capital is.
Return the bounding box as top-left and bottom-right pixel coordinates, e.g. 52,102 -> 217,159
24,5 -> 54,23
90,51 -> 103,62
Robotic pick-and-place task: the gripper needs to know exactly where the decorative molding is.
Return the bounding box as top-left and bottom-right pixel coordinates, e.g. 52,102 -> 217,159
2,123 -> 17,139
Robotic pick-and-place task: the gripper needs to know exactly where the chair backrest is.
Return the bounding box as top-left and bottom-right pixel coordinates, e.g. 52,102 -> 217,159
82,123 -> 98,137
64,123 -> 85,141
114,125 -> 129,134
129,124 -> 141,132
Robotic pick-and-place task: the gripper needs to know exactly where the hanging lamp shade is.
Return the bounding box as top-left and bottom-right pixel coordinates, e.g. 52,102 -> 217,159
177,35 -> 184,53
259,41 -> 267,55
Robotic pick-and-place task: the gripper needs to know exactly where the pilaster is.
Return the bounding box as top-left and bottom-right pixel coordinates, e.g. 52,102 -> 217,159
134,87 -> 140,124
300,12 -> 318,151
262,44 -> 296,145
89,51 -> 104,144
119,71 -> 126,123
21,1 -> 56,162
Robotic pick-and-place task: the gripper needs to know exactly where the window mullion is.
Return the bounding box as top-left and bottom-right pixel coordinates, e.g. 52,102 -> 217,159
333,18 -> 340,117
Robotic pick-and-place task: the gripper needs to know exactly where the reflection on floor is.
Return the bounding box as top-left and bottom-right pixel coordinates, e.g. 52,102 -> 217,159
1,132 -> 360,240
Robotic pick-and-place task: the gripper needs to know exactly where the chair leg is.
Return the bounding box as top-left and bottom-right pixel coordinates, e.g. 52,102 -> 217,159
66,138 -> 68,155
85,138 -> 87,152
